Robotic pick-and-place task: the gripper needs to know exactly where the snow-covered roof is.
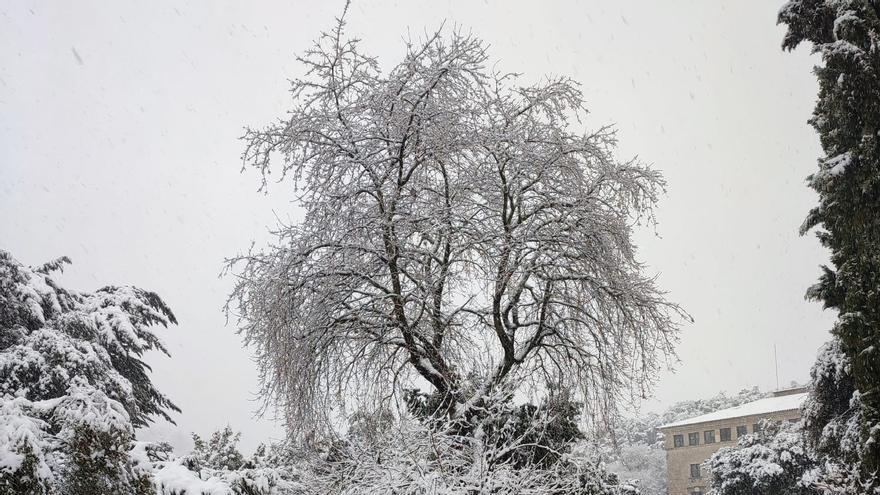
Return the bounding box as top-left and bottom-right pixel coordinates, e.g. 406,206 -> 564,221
659,392 -> 807,429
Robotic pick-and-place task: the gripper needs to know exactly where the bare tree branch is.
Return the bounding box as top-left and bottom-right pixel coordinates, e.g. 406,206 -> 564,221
227,20 -> 686,440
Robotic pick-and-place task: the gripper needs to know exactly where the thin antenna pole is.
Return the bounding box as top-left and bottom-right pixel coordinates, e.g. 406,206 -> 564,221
774,344 -> 780,390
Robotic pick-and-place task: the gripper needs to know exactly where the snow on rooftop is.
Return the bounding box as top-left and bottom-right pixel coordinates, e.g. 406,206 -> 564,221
659,392 -> 807,429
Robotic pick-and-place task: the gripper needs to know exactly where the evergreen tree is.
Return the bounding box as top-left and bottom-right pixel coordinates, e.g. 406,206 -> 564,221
708,420 -> 817,495
778,1 -> 880,492
185,425 -> 246,471
0,249 -> 178,493
150,428 -> 303,495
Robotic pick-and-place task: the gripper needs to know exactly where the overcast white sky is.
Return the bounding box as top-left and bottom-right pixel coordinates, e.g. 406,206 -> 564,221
1,1 -> 834,453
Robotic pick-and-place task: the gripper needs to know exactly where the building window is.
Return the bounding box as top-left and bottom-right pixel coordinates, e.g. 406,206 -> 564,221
753,423 -> 762,433
689,432 -> 699,446
674,434 -> 684,448
704,430 -> 716,443
690,463 -> 701,479
736,425 -> 748,437
720,427 -> 732,441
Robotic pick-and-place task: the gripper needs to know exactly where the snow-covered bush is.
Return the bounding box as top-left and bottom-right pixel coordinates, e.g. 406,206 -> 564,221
147,427 -> 303,495
305,414 -> 637,495
0,380 -> 154,494
797,341 -> 867,494
404,386 -> 586,471
56,381 -> 155,494
707,420 -> 816,495
589,387 -> 774,495
151,460 -> 303,495
0,249 -> 178,493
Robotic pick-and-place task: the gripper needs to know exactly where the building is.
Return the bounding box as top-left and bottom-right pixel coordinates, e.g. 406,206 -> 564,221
658,387 -> 807,495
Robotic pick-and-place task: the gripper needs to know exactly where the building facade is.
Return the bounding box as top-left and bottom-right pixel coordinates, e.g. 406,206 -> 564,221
658,388 -> 806,495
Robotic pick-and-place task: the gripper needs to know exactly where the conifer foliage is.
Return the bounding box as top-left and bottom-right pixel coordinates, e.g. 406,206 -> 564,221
708,420 -> 816,495
0,249 -> 178,493
777,1 -> 880,492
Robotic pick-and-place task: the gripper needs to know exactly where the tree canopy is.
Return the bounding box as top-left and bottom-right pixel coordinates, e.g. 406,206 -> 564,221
228,10 -> 683,440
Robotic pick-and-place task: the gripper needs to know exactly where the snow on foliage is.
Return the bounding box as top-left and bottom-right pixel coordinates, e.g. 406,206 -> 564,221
797,341 -> 868,494
185,426 -> 248,472
707,344 -> 874,494
0,249 -> 177,493
0,250 -> 178,426
779,0 -> 880,491
145,427 -> 303,495
144,393 -> 640,495
151,461 -> 302,495
0,396 -> 55,490
708,420 -> 815,495
0,380 -> 154,494
0,251 -> 303,494
153,462 -> 233,495
151,426 -> 301,494
301,414 -> 638,495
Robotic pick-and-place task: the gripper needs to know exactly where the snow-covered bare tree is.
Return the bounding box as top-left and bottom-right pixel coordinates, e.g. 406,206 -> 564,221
304,401 -> 637,495
228,9 -> 683,440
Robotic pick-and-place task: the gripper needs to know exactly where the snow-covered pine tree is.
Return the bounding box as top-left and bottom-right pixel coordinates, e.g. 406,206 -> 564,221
0,249 -> 178,493
778,1 -> 880,493
0,250 -> 179,425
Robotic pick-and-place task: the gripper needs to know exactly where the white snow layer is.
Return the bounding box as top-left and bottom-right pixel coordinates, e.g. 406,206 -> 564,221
660,392 -> 807,429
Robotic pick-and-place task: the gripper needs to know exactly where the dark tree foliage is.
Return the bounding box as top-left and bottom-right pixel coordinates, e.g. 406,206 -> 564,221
484,393 -> 584,470
779,0 -> 880,492
0,250 -> 179,427
63,424 -> 154,495
228,8 -> 683,442
405,386 -> 584,470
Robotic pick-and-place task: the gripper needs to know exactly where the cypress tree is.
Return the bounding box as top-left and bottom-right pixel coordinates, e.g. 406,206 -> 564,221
779,1 -> 880,491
